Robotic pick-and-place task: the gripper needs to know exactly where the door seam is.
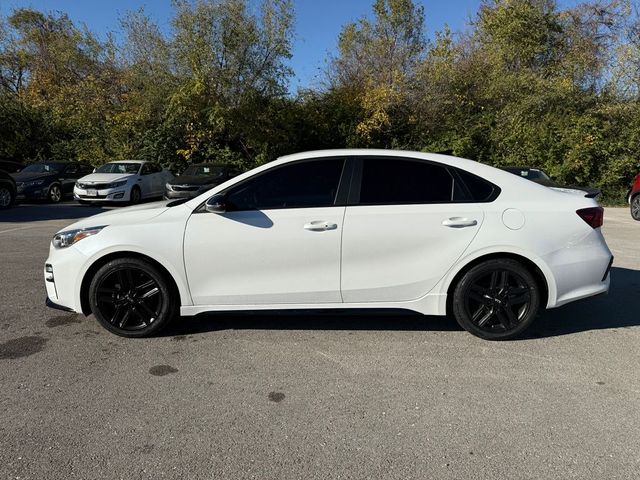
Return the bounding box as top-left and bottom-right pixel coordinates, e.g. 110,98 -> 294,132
338,206 -> 347,303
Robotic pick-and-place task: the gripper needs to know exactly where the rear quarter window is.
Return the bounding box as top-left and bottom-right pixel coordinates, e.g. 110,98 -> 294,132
454,169 -> 500,202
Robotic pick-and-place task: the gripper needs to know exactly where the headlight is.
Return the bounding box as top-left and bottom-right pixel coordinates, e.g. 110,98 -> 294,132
76,182 -> 85,189
165,183 -> 173,191
52,226 -> 107,249
108,180 -> 128,189
25,179 -> 45,187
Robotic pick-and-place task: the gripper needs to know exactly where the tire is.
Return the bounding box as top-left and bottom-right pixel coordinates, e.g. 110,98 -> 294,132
48,183 -> 62,203
631,195 -> 640,221
0,185 -> 14,209
129,186 -> 141,205
88,257 -> 178,338
451,259 -> 540,340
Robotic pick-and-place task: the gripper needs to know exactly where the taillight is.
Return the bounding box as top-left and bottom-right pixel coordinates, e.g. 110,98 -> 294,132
576,207 -> 604,229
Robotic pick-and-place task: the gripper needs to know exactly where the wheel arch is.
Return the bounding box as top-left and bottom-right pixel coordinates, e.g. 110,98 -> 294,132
444,251 -> 551,316
79,250 -> 184,315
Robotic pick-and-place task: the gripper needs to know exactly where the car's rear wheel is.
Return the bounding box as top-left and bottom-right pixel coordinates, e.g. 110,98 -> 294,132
130,186 -> 141,205
88,258 -> 178,337
452,259 -> 540,340
0,186 -> 14,208
48,183 -> 62,203
631,195 -> 640,221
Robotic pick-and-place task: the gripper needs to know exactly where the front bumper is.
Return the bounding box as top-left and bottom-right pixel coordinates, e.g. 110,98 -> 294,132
74,186 -> 129,202
16,184 -> 51,200
46,297 -> 75,313
44,246 -> 89,314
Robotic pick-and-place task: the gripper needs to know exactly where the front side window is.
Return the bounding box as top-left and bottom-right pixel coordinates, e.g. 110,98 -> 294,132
358,158 -> 454,204
226,159 -> 345,211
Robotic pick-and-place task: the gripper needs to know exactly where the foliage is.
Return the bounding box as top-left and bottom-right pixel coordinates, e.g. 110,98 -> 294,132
1,0 -> 640,202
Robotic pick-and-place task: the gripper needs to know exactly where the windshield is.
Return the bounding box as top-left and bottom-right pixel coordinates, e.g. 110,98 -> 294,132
182,165 -> 224,177
95,163 -> 141,174
21,163 -> 65,174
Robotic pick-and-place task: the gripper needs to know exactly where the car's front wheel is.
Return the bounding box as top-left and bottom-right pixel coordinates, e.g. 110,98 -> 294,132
130,186 -> 141,205
452,259 -> 540,340
631,195 -> 640,221
0,185 -> 14,209
48,183 -> 62,203
88,257 -> 178,337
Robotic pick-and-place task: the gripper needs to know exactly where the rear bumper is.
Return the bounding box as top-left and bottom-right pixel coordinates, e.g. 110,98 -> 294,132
544,229 -> 613,308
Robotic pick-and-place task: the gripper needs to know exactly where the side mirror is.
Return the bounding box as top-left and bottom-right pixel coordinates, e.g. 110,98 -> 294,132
205,194 -> 227,214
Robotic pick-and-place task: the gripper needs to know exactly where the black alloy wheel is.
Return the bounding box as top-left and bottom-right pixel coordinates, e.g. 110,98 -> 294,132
89,258 -> 178,337
48,183 -> 62,203
452,259 -> 540,340
631,195 -> 640,221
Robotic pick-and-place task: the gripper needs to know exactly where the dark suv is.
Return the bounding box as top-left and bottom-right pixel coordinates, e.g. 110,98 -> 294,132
13,162 -> 93,203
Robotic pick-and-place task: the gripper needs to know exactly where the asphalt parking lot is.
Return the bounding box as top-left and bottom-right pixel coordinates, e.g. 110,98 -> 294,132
0,202 -> 638,479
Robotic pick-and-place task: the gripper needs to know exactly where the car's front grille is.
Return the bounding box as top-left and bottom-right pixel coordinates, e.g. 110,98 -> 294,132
77,182 -> 111,190
77,193 -> 108,199
15,182 -> 24,188
172,185 -> 200,192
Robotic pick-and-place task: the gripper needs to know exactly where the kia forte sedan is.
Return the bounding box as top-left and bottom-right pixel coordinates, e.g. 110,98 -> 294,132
44,150 -> 613,340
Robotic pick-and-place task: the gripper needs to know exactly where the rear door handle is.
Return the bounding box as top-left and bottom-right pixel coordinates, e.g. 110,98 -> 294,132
442,217 -> 478,228
304,221 -> 338,231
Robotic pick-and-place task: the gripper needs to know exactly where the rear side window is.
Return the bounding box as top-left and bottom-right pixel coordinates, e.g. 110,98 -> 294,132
226,159 -> 345,211
455,169 -> 499,202
359,158 -> 453,204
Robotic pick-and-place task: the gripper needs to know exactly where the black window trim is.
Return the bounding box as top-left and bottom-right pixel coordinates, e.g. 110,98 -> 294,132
345,155 -> 501,206
196,156 -> 353,213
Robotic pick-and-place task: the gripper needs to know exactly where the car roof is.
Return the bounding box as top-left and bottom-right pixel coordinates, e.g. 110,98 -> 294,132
500,166 -> 543,171
105,160 -> 146,164
277,149 -> 501,177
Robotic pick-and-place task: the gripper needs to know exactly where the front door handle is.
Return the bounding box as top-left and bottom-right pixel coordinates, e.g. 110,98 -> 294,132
304,221 -> 338,231
442,217 -> 478,228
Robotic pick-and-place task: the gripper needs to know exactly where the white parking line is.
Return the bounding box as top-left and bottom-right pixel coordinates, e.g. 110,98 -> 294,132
0,225 -> 38,234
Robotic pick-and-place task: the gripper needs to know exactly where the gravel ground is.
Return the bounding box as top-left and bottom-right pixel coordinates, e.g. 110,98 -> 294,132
0,203 -> 638,480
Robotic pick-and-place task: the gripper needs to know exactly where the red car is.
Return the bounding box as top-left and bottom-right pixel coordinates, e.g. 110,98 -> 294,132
631,173 -> 640,220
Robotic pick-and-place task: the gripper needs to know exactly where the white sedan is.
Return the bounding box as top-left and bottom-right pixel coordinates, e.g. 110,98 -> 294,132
45,150 -> 613,340
74,160 -> 174,204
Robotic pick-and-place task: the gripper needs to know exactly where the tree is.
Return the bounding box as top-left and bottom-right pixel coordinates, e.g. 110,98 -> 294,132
329,0 -> 426,146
